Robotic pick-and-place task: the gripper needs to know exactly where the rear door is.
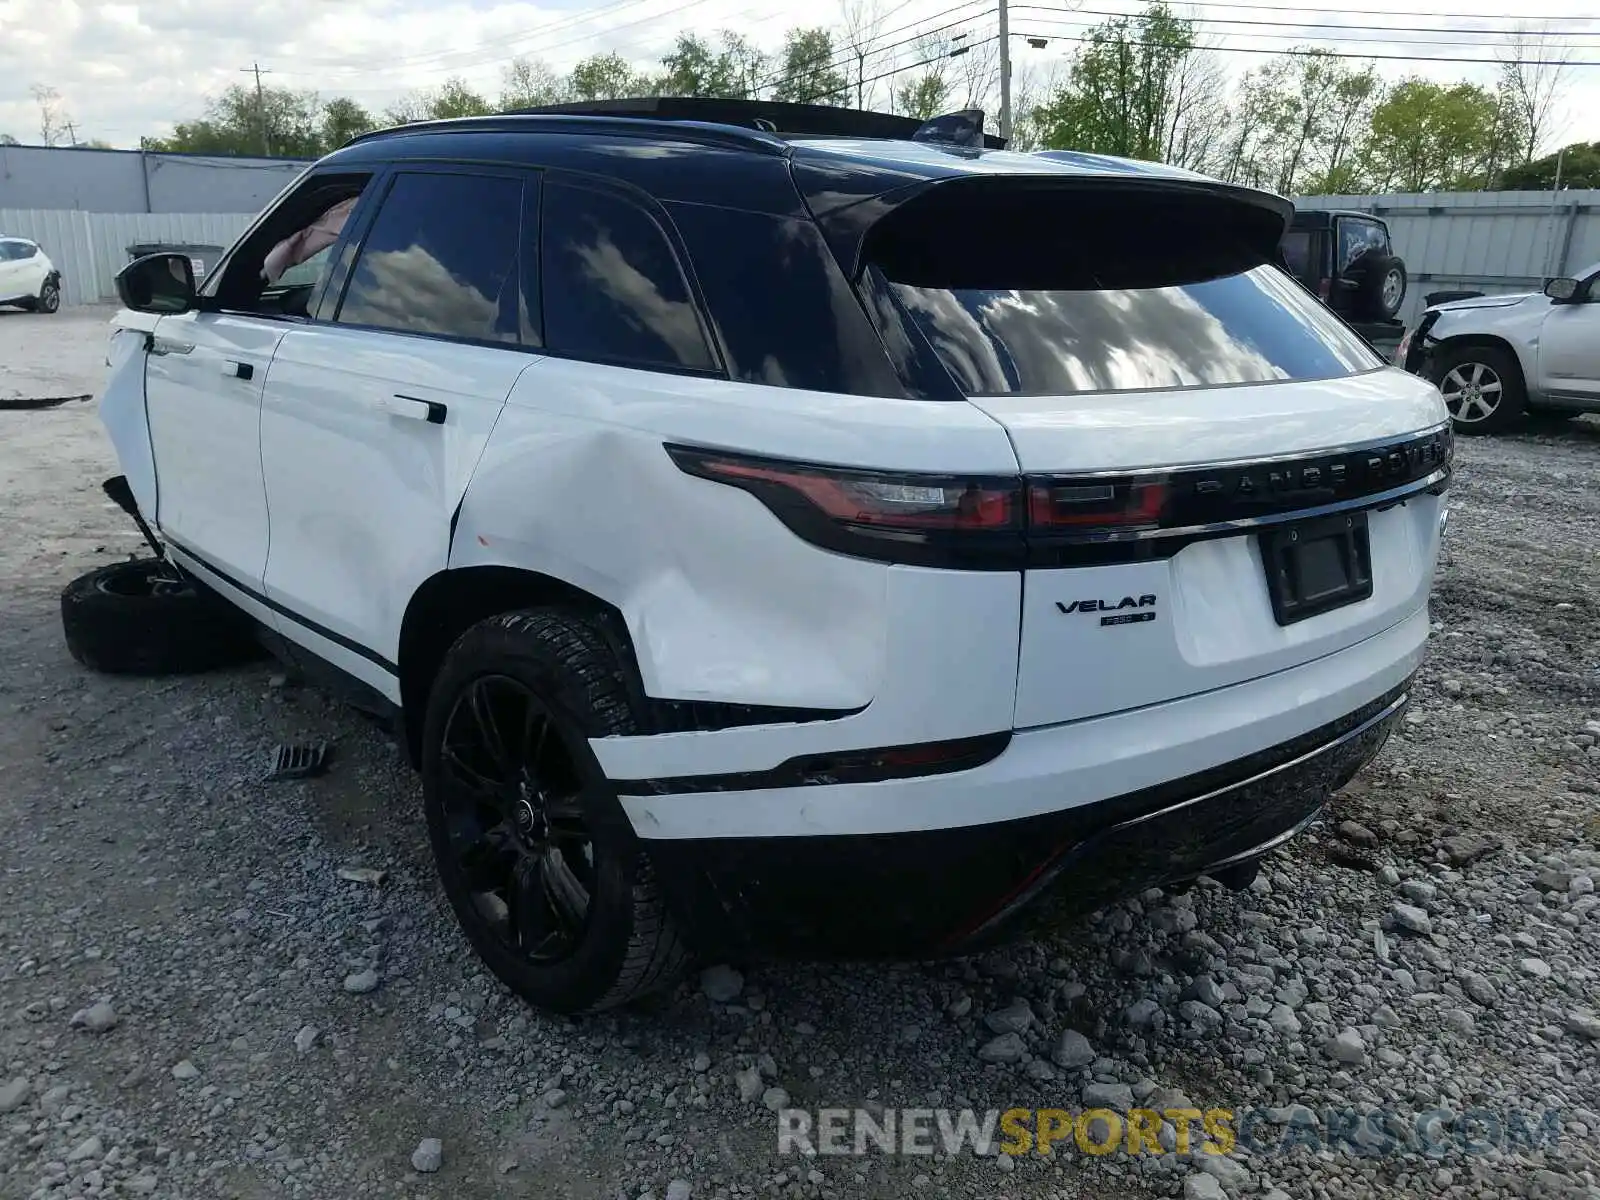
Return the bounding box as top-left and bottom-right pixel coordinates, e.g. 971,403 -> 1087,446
258,167 -> 540,693
864,178 -> 1449,728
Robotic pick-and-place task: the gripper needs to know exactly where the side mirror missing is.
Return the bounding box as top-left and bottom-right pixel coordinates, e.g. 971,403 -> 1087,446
1543,277 -> 1580,303
115,253 -> 196,314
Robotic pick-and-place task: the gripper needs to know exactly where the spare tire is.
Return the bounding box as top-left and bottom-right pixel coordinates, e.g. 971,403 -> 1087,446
62,558 -> 261,675
1356,254 -> 1407,320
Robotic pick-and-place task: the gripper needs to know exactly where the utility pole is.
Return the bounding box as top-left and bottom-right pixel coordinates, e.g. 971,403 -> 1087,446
241,63 -> 272,155
64,120 -> 78,147
997,0 -> 1012,143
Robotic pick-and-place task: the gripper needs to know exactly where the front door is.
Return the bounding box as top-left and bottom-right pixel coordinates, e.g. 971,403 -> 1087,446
1537,269 -> 1600,404
258,167 -> 540,696
143,167 -> 379,605
144,311 -> 285,584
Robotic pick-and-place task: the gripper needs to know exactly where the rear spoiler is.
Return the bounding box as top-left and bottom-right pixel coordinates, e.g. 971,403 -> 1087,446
796,168 -> 1296,283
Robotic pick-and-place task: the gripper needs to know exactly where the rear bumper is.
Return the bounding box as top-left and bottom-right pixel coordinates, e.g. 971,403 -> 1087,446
649,679 -> 1410,959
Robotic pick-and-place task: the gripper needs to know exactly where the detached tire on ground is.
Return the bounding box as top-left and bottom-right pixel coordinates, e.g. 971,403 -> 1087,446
421,608 -> 688,1015
61,558 -> 261,675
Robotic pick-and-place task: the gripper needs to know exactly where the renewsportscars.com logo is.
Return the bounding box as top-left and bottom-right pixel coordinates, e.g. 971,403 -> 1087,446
776,1105 -> 1566,1160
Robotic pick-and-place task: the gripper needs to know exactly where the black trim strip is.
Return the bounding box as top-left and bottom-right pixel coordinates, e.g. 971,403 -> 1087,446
613,731 -> 1011,795
166,539 -> 398,675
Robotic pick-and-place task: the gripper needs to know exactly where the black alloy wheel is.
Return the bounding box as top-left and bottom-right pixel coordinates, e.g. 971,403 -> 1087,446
435,674 -> 596,964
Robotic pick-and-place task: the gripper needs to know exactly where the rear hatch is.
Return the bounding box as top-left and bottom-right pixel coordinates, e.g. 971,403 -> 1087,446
855,174 -> 1450,728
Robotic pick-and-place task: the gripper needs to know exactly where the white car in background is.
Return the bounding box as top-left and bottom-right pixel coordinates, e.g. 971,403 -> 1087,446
0,237 -> 62,313
1399,260 -> 1600,434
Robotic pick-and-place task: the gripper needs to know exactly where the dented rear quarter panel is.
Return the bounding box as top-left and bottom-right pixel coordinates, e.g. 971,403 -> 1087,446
448,356 -> 1024,725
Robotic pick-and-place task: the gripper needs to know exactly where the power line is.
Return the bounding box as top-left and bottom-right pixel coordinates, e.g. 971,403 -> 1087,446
749,4 -> 993,93
798,35 -> 1000,103
1013,24 -> 1600,65
289,0 -> 682,72
1131,0 -> 1597,24
1011,6 -> 1600,43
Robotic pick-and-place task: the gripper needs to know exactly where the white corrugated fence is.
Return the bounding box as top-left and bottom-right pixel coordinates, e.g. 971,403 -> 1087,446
0,210 -> 252,306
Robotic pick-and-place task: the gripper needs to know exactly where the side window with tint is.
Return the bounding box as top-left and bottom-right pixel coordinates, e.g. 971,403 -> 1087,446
670,204 -> 902,396
541,181 -> 714,372
338,172 -> 528,345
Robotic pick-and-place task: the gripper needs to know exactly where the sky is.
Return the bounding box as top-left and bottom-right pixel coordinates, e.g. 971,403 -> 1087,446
1,0 -> 1597,153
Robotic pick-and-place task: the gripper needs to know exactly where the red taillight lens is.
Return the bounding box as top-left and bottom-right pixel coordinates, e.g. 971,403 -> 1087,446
1028,479 -> 1168,532
667,444 -> 1027,569
694,456 -> 1018,530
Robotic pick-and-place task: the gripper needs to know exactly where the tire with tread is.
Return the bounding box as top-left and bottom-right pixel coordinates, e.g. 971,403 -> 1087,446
421,608 -> 689,1014
1430,343 -> 1526,435
61,558 -> 262,675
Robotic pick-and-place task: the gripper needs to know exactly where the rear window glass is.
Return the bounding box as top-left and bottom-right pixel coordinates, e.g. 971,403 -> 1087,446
868,184 -> 1382,398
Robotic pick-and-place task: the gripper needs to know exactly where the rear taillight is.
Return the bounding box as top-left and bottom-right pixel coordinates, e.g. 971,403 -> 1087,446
1029,480 -> 1167,532
666,445 -> 1026,568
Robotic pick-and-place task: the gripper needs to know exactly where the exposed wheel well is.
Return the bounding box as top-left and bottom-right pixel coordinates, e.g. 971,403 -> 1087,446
396,567 -> 631,768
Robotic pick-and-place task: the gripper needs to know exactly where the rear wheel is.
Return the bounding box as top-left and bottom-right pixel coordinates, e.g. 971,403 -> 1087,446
421,609 -> 687,1015
1431,344 -> 1526,435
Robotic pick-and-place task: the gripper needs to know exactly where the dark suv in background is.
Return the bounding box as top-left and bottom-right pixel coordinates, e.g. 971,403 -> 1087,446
1281,210 -> 1408,345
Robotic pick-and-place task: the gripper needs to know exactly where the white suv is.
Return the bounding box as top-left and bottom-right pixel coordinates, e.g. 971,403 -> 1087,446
73,99 -> 1451,1014
0,236 -> 62,313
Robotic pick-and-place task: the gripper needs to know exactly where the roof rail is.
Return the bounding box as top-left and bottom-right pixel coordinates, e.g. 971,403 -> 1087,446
342,112 -> 790,156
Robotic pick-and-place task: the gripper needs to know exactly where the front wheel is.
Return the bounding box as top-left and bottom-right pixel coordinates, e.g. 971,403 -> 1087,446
1431,344 -> 1526,435
37,278 -> 61,314
421,609 -> 687,1015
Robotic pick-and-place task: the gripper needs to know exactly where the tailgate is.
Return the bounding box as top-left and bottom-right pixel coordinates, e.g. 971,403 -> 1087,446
856,170 -> 1452,728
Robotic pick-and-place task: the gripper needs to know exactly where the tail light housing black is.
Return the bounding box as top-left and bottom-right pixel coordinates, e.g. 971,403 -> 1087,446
667,427 -> 1450,570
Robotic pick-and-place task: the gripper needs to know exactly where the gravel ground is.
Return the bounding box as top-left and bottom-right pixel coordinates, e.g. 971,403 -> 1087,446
1,308 -> 1597,1200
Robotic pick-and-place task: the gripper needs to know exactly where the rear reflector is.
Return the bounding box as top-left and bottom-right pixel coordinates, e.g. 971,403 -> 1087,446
612,731 -> 1013,795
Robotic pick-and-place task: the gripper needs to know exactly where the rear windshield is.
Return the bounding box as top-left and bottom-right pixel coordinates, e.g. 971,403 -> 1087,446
867,184 -> 1383,397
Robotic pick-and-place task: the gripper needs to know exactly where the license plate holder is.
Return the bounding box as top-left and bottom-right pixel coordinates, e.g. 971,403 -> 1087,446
1259,511 -> 1373,626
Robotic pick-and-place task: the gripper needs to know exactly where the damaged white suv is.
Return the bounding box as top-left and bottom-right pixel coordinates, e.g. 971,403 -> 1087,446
72,99 -> 1451,1014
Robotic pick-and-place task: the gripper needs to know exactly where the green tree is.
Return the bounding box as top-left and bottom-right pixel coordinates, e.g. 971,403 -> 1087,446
500,57 -> 569,109
430,78 -> 493,118
660,33 -> 742,97
771,28 -> 849,106
891,35 -> 955,119
320,97 -> 376,148
143,83 -> 323,157
1500,141 -> 1600,190
568,52 -> 650,101
1035,3 -> 1197,161
1362,78 -> 1517,192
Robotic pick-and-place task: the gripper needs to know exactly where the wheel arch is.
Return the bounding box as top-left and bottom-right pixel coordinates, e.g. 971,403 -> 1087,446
396,566 -> 643,768
1429,331 -> 1533,396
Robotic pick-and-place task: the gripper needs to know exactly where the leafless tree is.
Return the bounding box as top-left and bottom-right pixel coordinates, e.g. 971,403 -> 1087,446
1163,47 -> 1228,173
32,84 -> 70,147
838,0 -> 887,109
1498,24 -> 1573,162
